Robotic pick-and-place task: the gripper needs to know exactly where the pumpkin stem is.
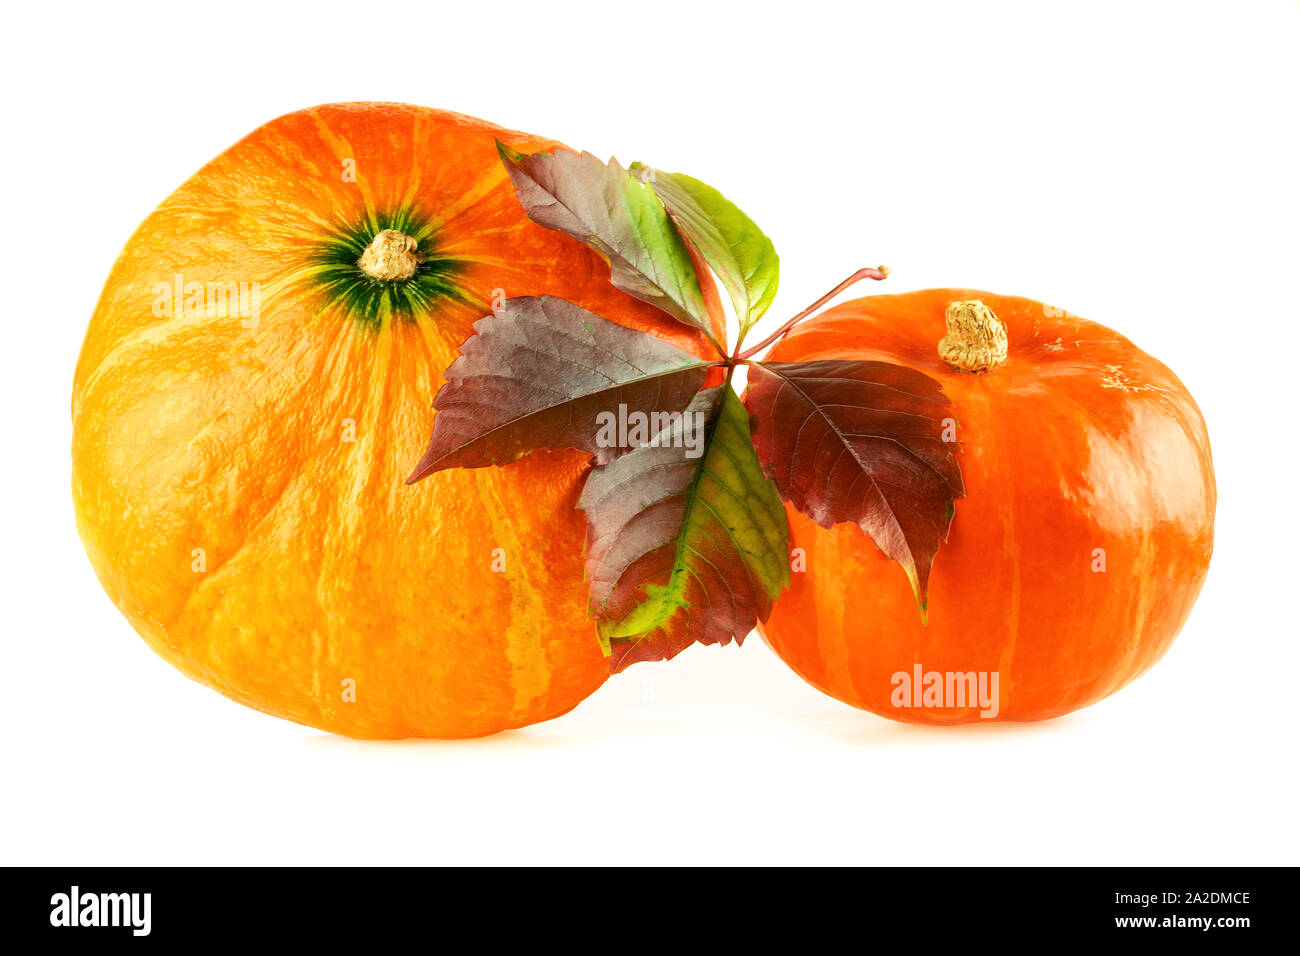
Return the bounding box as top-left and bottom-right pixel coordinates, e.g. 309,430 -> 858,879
939,299 -> 1008,372
357,229 -> 424,281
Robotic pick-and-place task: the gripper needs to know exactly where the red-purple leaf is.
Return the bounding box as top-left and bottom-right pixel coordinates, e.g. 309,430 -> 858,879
578,387 -> 790,672
745,360 -> 964,609
407,296 -> 711,481
497,143 -> 718,348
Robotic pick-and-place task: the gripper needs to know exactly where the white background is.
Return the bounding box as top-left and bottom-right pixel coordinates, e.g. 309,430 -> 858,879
3,0 -> 1297,865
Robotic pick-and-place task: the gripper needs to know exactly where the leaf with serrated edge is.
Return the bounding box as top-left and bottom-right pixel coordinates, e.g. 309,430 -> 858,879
497,143 -> 717,346
745,360 -> 963,611
578,386 -> 790,671
638,167 -> 779,338
407,296 -> 711,481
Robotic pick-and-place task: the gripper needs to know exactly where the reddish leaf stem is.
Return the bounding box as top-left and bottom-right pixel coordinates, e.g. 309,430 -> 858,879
733,266 -> 890,362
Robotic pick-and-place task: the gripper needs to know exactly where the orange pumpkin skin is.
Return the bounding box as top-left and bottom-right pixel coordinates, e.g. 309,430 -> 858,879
72,103 -> 714,739
755,289 -> 1215,723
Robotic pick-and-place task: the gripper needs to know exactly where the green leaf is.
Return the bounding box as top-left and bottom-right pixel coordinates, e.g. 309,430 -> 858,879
578,386 -> 790,671
497,143 -> 720,351
636,167 -> 779,340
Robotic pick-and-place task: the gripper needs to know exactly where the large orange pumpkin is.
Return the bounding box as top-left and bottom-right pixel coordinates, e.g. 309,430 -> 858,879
71,102 -> 713,739
754,289 -> 1215,722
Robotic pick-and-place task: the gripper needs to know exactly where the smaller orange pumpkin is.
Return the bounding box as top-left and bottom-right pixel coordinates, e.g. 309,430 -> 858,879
754,289 -> 1216,722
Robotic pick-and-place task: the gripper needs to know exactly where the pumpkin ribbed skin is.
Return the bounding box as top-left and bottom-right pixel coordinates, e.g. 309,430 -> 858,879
754,289 -> 1215,723
72,103 -> 713,738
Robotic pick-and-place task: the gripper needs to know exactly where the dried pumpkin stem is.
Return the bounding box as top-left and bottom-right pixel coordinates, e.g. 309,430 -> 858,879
358,229 -> 424,281
939,299 -> 1008,372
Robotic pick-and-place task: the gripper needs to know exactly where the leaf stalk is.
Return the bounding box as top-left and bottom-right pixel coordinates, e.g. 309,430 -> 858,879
733,266 -> 889,362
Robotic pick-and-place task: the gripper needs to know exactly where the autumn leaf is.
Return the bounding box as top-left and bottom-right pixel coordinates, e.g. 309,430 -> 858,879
407,295 -> 712,481
636,166 -> 779,340
578,387 -> 790,671
409,139 -> 967,660
497,143 -> 720,351
745,360 -> 963,610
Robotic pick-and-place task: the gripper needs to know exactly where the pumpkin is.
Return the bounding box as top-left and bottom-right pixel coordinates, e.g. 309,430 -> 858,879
754,289 -> 1215,722
71,102 -> 713,739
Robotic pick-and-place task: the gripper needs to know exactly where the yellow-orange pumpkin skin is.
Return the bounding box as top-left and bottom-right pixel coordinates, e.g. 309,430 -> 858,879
71,103 -> 713,739
754,289 -> 1215,723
